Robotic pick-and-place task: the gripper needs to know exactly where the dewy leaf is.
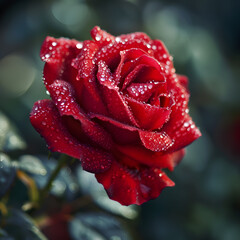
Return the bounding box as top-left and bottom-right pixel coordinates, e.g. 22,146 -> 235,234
3,208 -> 47,240
76,167 -> 138,220
15,155 -> 47,176
29,156 -> 79,200
69,212 -> 130,240
0,228 -> 14,240
0,111 -> 26,152
0,153 -> 16,199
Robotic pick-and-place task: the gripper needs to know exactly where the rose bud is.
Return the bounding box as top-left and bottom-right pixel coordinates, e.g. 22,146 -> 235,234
30,26 -> 201,205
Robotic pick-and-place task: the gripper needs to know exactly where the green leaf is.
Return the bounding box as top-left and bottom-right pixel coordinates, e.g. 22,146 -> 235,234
3,208 -> 47,240
15,155 -> 47,176
69,212 -> 131,240
28,156 -> 79,200
0,154 -> 16,199
0,228 -> 14,240
0,112 -> 26,152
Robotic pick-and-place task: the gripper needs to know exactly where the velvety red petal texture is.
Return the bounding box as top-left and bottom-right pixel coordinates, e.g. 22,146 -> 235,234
30,100 -> 112,173
114,144 -> 184,170
40,37 -> 82,91
126,97 -> 171,130
48,80 -> 113,150
31,26 -> 201,205
95,161 -> 174,205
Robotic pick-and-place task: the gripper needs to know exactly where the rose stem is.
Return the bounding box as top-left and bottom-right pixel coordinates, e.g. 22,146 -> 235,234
40,154 -> 69,203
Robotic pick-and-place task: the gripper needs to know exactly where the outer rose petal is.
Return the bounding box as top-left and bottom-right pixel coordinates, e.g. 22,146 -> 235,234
48,80 -> 113,150
163,80 -> 201,151
151,39 -> 173,67
72,40 -> 108,115
95,161 -> 174,206
115,144 -> 184,170
40,36 -> 82,91
90,26 -> 115,47
177,74 -> 189,91
119,32 -> 151,42
89,113 -> 174,154
30,100 -> 112,173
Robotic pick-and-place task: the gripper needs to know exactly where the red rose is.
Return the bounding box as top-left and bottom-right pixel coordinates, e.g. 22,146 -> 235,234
30,26 -> 201,205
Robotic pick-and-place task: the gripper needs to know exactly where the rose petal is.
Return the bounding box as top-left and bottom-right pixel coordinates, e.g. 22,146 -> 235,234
119,32 -> 151,43
114,144 -> 184,170
89,113 -> 140,145
151,39 -> 173,67
121,54 -> 164,86
126,97 -> 171,130
95,161 -> 174,205
97,61 -> 138,126
139,131 -> 173,152
90,26 -> 115,47
48,80 -> 113,150
72,40 -> 108,115
95,38 -> 154,71
89,113 -> 174,153
114,48 -> 148,84
30,100 -> 112,173
167,115 -> 202,152
122,65 -> 165,92
162,82 -> 201,151
40,36 -> 81,91
177,74 -> 189,91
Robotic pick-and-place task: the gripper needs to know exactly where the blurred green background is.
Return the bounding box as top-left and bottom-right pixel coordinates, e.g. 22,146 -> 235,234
0,0 -> 240,239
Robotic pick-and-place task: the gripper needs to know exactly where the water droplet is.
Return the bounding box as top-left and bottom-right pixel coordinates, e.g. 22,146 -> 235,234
76,43 -> 83,49
95,35 -> 101,41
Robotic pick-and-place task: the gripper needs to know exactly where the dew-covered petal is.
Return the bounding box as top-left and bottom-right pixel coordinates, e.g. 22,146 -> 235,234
40,36 -> 82,91
121,54 -> 164,85
30,100 -> 112,173
177,74 -> 189,91
125,80 -> 167,102
48,80 -> 113,150
89,113 -> 140,145
90,26 -> 115,47
167,114 -> 201,152
119,32 -> 151,43
89,113 -> 174,153
97,60 -> 115,87
95,38 -> 154,71
122,65 -> 165,92
72,40 -> 108,115
97,61 -> 138,126
151,40 -> 173,67
163,82 -> 201,151
114,144 -> 184,170
139,131 -> 173,152
126,97 -> 171,130
114,48 -> 148,84
95,161 -> 174,205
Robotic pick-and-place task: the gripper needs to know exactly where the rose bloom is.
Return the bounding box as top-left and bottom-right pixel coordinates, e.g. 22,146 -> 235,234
30,26 -> 201,205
